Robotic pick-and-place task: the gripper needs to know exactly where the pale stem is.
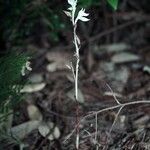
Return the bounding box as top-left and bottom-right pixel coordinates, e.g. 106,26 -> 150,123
72,11 -> 80,150
73,24 -> 80,101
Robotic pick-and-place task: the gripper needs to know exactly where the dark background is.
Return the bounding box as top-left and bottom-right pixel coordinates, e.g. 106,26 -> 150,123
0,0 -> 150,149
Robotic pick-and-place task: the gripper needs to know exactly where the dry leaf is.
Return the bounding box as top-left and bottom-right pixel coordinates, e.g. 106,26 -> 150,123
27,105 -> 43,121
46,63 -> 57,72
99,43 -> 130,52
9,121 -> 41,139
111,52 -> 140,63
38,122 -> 60,140
21,83 -> 46,93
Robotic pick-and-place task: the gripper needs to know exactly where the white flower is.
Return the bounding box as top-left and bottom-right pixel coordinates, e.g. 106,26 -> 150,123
21,60 -> 32,76
26,61 -> 32,71
68,0 -> 77,7
75,8 -> 90,23
66,0 -> 77,24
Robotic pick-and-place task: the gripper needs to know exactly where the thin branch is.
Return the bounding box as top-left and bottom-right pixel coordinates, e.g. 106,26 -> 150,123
83,100 -> 150,120
95,113 -> 98,142
64,100 -> 150,143
109,105 -> 124,135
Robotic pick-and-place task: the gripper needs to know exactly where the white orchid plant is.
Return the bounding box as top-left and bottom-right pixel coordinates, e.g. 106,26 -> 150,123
65,0 -> 89,149
65,0 -> 89,100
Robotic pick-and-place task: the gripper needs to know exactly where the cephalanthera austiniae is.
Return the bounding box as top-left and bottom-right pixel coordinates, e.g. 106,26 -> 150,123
64,0 -> 89,149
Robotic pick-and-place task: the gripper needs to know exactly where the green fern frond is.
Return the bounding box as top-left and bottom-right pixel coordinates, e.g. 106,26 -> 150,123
0,52 -> 28,112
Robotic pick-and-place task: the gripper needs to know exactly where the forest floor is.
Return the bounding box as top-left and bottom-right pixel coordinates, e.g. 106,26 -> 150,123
3,0 -> 150,149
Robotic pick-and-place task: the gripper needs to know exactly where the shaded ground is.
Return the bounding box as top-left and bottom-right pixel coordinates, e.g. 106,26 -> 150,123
1,0 -> 150,149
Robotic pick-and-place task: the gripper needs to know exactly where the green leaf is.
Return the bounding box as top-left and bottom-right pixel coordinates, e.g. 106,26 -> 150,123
107,0 -> 118,10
